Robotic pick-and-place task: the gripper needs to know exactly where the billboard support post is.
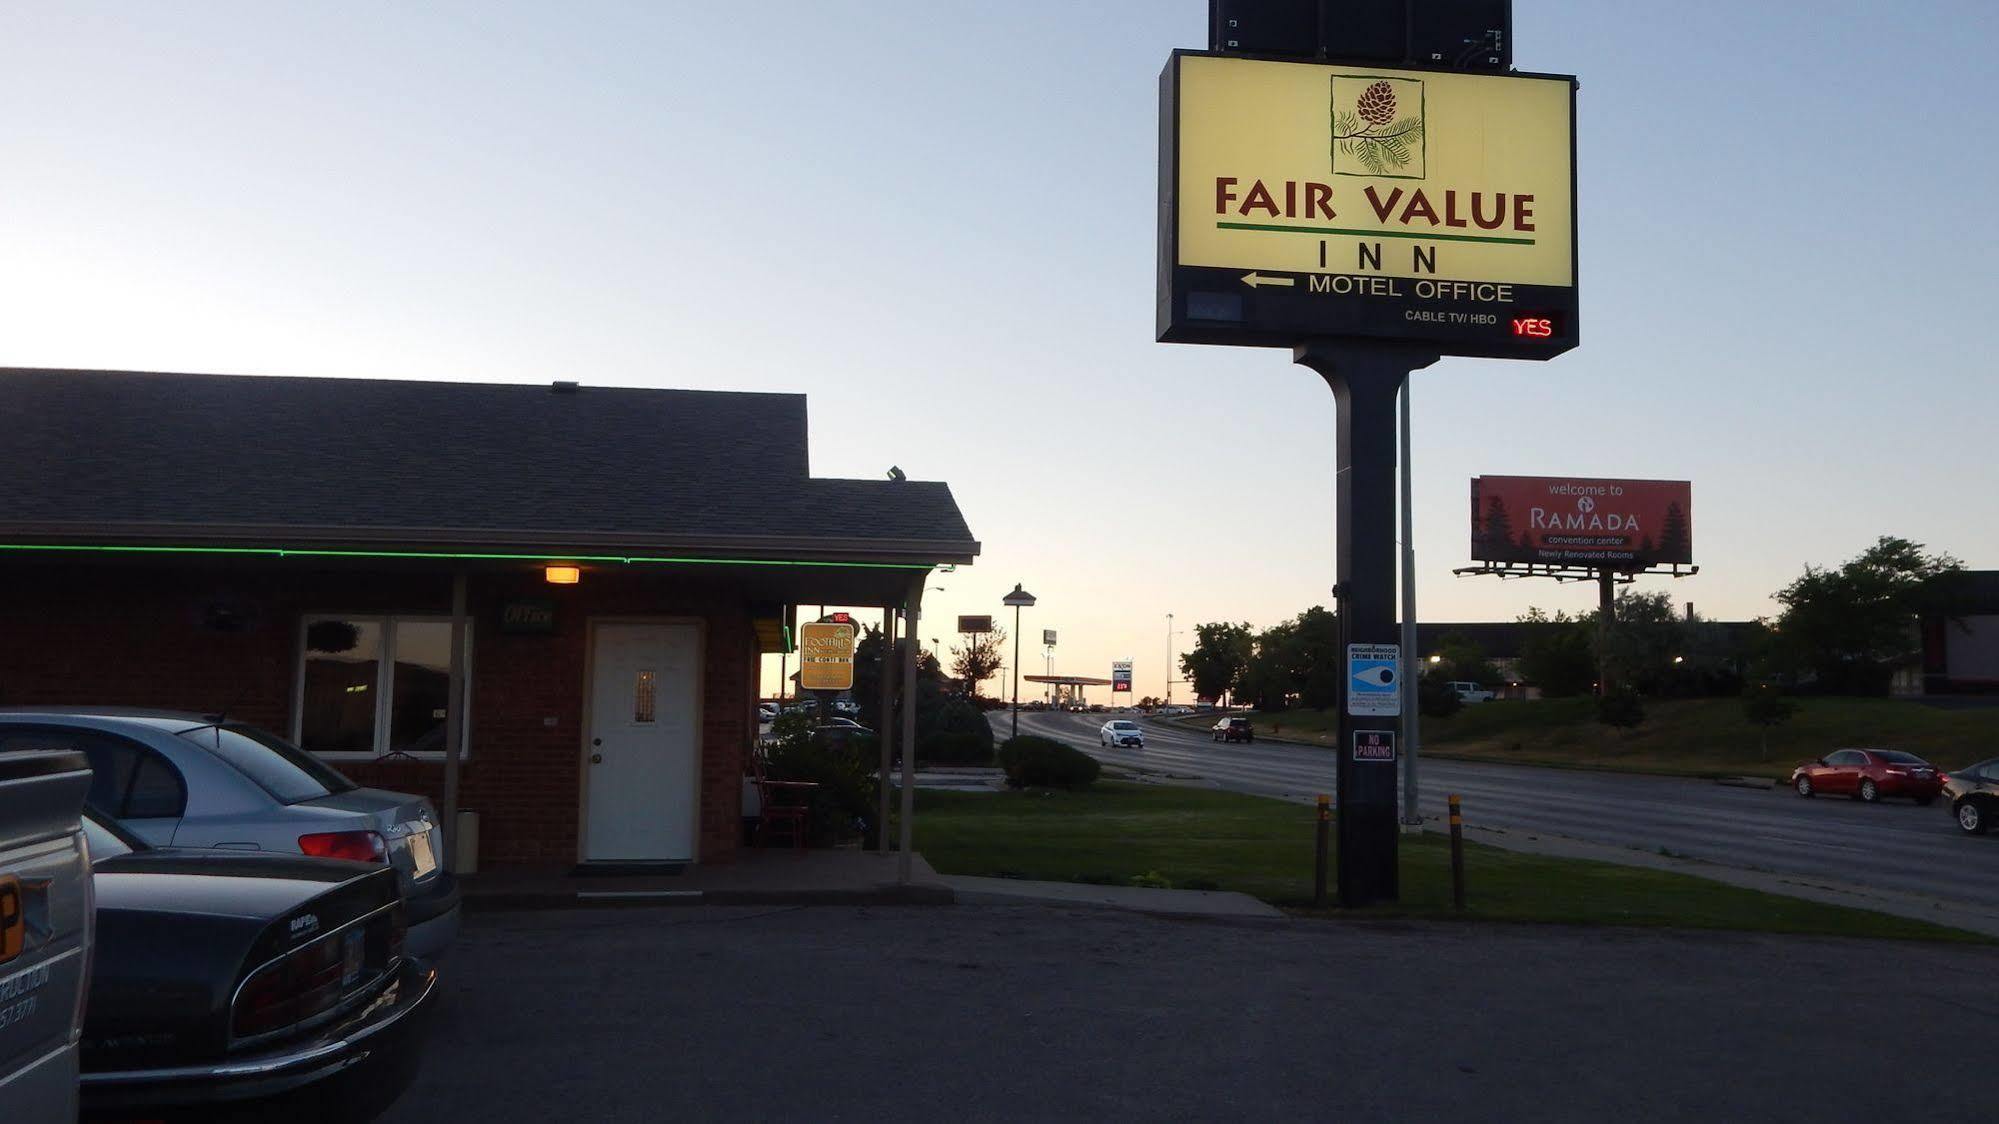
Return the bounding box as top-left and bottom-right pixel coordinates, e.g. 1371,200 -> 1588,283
1399,375 -> 1421,833
1598,567 -> 1616,695
1297,340 -> 1438,907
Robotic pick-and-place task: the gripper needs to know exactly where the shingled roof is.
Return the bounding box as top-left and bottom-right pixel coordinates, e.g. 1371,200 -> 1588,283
0,368 -> 978,564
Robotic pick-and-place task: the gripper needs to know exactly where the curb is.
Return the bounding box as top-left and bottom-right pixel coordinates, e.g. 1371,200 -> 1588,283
463,883 -> 957,912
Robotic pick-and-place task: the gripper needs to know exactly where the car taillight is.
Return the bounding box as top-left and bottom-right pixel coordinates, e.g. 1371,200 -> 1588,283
232,934 -> 355,1040
298,831 -> 387,863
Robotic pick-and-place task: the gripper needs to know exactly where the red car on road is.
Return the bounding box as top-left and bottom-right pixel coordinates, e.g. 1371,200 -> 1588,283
1791,748 -> 1943,805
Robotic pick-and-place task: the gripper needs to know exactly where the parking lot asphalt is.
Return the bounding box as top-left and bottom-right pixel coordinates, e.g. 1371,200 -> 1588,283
382,904 -> 1999,1123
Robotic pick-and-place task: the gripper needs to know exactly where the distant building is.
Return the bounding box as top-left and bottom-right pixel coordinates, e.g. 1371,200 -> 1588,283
1922,571 -> 1999,694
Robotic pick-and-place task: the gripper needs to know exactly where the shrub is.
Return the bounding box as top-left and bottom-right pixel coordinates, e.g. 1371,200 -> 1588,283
764,730 -> 880,846
919,731 -> 993,766
1417,674 -> 1462,718
1596,689 -> 1646,731
995,736 -> 1100,789
933,698 -> 997,746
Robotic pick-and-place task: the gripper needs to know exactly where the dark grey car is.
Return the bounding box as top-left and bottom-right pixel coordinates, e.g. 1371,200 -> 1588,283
1943,757 -> 1999,835
0,710 -> 459,960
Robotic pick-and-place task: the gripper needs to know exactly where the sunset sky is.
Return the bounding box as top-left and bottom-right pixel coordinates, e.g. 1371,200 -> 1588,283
5,1 -> 1995,700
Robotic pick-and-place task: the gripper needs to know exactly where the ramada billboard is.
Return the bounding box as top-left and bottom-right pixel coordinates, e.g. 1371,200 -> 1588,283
1471,476 -> 1692,568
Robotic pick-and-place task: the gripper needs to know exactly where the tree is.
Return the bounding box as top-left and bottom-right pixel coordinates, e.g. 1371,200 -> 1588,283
1180,622 -> 1254,704
1431,632 -> 1501,691
1237,618 -> 1299,712
1586,590 -> 1681,695
1741,684 -> 1798,760
1771,536 -> 1967,695
1516,608 -> 1596,697
949,626 -> 1006,699
849,628 -> 954,762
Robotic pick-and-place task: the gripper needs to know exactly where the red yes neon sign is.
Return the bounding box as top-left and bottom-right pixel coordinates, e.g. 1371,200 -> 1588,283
1511,317 -> 1554,339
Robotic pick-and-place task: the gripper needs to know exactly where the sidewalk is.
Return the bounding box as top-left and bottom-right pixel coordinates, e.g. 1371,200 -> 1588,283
940,874 -> 1283,919
461,849 -> 953,909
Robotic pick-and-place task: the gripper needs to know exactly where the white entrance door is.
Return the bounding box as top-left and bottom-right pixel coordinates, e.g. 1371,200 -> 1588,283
585,622 -> 700,862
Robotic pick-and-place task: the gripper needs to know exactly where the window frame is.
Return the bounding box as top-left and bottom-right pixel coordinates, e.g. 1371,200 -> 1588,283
292,613 -> 474,761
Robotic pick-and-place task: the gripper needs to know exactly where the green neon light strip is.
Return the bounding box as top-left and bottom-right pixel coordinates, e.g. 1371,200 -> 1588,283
1217,221 -> 1535,246
0,543 -> 933,571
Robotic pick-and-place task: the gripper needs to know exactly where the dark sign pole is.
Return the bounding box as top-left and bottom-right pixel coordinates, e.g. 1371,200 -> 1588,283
1297,341 -> 1437,906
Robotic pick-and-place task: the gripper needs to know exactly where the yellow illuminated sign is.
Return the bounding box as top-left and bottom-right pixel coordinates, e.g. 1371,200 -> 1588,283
1175,55 -> 1574,289
797,622 -> 856,692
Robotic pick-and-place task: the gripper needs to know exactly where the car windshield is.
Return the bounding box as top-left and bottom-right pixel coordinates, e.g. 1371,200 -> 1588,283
1874,750 -> 1928,764
1110,722 -> 1137,730
178,723 -> 359,804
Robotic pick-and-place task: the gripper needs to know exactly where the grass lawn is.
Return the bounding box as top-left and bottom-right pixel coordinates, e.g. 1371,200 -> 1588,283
917,781 -> 1986,942
1215,696 -> 1999,779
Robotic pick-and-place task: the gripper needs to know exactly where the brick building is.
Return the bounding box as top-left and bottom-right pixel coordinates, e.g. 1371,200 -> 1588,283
0,368 -> 978,868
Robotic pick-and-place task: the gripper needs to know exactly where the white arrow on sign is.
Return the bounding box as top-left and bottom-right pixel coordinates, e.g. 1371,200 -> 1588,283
1239,271 -> 1295,289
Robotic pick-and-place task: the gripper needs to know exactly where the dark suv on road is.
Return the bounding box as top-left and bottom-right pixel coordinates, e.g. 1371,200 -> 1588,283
1212,717 -> 1255,744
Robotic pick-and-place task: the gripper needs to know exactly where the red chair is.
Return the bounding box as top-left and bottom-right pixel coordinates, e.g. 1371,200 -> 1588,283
747,750 -> 816,851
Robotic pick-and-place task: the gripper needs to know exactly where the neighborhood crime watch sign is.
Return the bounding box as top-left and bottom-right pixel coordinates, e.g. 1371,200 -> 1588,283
797,621 -> 856,692
1158,51 -> 1578,359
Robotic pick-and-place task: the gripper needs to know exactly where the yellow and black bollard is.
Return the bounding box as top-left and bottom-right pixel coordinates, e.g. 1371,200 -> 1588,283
1314,794 -> 1331,909
1448,794 -> 1466,913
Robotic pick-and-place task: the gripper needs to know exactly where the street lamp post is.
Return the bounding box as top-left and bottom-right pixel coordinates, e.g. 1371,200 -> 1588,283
1165,613 -> 1175,707
1002,583 -> 1037,740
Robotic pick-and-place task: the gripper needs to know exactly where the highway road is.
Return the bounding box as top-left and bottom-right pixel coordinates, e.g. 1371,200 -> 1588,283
1007,709 -> 1999,921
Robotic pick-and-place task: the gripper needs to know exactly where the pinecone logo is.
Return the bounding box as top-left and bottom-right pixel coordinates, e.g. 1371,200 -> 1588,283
1356,80 -> 1396,127
1332,75 -> 1425,177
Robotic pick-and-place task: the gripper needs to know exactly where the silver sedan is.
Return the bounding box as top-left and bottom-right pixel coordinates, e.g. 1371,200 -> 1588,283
0,708 -> 460,960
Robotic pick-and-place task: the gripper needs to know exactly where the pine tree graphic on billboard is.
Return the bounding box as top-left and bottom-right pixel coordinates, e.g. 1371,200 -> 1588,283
1478,495 -> 1516,557
1657,502 -> 1691,564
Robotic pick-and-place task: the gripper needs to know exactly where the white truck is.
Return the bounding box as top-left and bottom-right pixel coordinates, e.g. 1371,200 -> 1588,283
0,747 -> 94,1122
1448,681 -> 1496,704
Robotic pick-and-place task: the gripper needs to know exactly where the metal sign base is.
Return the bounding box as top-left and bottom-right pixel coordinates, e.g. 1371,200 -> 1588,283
1295,340 -> 1439,907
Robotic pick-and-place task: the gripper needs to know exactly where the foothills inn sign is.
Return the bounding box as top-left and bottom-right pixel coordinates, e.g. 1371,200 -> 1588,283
1158,51 -> 1578,359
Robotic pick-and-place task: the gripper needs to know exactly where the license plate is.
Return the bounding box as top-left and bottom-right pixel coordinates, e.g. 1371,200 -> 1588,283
341,927 -> 365,987
407,829 -> 438,879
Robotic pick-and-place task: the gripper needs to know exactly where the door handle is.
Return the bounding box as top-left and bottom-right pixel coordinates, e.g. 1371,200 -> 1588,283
591,753 -> 604,764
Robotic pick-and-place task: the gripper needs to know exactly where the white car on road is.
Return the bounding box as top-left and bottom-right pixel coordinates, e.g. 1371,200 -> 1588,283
1448,682 -> 1495,703
1100,720 -> 1144,749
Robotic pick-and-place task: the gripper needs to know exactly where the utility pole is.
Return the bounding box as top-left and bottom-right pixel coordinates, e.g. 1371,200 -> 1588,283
1165,612 -> 1175,707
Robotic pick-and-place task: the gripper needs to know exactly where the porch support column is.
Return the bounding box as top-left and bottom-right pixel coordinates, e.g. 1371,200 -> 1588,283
442,570 -> 468,870
877,605 -> 895,853
897,578 -> 924,885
